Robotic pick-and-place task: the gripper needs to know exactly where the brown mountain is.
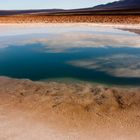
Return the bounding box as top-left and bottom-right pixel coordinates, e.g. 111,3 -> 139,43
94,0 -> 140,10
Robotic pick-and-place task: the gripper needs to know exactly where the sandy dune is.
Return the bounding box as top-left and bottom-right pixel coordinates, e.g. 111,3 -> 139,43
0,77 -> 140,140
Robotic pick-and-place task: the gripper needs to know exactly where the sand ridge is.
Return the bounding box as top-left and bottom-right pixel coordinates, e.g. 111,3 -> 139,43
0,15 -> 140,24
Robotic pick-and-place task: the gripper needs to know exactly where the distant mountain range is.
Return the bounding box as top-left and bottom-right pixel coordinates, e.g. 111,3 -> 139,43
94,0 -> 140,10
0,0 -> 140,16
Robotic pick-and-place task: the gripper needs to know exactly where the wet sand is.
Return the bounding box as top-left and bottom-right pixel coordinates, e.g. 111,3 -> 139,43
0,77 -> 140,140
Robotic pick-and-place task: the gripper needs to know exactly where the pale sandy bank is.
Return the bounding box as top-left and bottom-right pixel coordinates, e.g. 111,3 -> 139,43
0,77 -> 140,140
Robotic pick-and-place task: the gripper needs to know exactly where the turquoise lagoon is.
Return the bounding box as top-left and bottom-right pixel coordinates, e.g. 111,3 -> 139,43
0,24 -> 140,86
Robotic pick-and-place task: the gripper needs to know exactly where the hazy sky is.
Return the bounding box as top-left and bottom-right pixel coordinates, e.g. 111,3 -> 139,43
0,0 -> 116,10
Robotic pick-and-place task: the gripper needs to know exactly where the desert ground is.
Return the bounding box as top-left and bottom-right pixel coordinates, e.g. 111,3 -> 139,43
0,77 -> 140,140
0,15 -> 140,24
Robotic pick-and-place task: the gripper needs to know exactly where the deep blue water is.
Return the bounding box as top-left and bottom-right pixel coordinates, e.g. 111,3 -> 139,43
0,25 -> 140,86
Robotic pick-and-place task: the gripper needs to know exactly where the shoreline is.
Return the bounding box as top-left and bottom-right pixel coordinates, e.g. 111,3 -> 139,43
0,22 -> 140,30
1,76 -> 140,89
40,77 -> 140,89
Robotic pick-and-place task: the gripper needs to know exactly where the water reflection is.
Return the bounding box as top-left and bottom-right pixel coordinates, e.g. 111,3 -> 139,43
0,25 -> 140,86
0,30 -> 140,52
68,54 -> 140,78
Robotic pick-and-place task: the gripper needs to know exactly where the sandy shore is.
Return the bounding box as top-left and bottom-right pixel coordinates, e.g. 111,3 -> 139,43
0,22 -> 140,28
0,77 -> 140,140
0,15 -> 140,24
